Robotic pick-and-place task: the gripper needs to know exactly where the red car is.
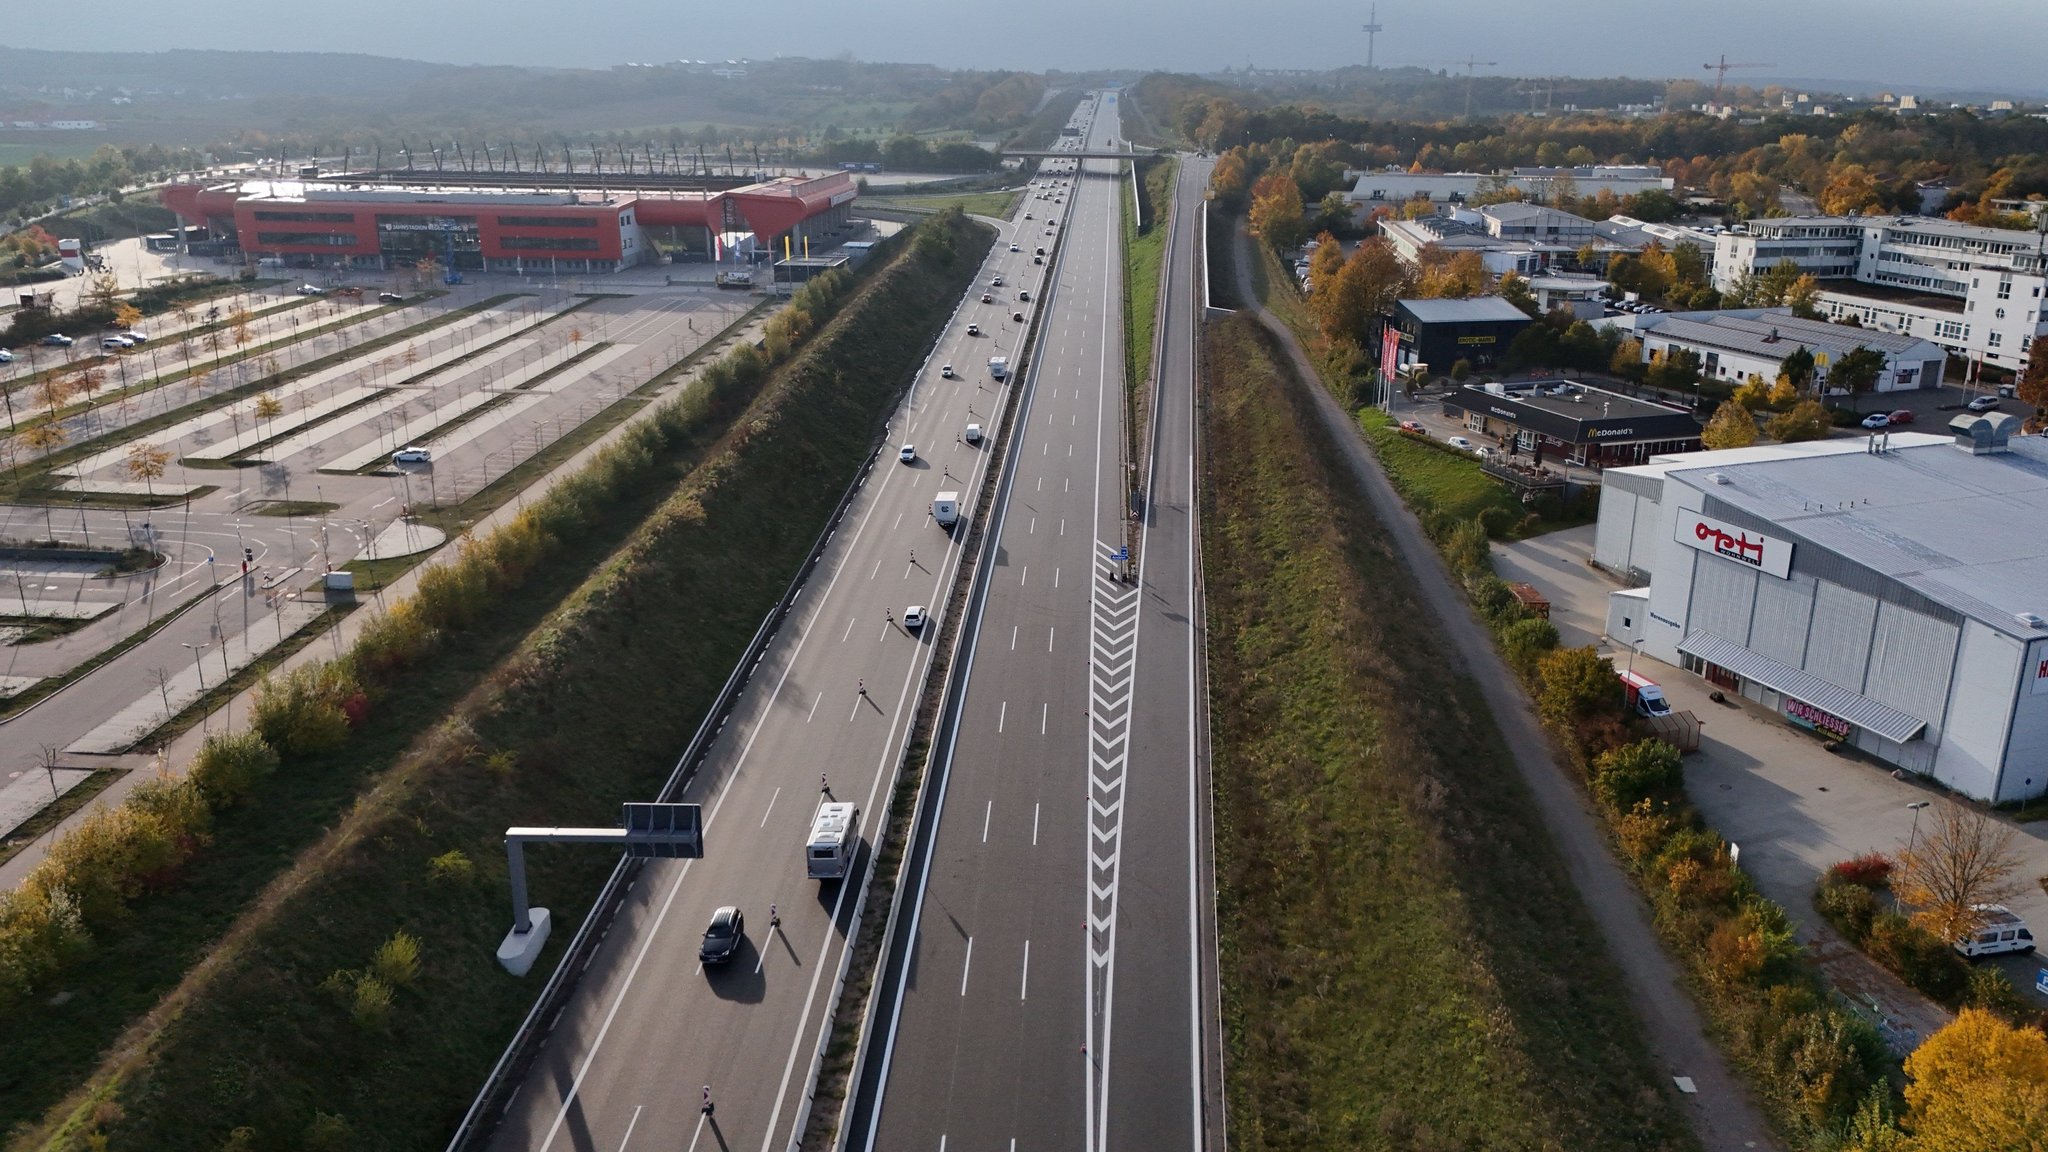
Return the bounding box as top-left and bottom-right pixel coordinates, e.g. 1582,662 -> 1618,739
1398,420 -> 1425,433
1887,409 -> 1915,425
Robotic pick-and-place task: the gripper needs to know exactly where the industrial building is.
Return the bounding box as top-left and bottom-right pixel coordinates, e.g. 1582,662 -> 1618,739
159,171 -> 860,274
1623,308 -> 1948,393
1594,415 -> 2048,803
1345,164 -> 1674,207
1385,297 -> 1533,373
1711,214 -> 2048,376
1444,378 -> 1704,468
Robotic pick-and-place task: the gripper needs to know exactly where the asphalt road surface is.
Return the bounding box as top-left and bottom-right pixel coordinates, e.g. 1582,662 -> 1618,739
851,94 -> 1214,1152
480,154 -> 1052,1152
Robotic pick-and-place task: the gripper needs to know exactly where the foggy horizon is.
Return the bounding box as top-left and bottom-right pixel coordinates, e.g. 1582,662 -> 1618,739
1,0 -> 2043,95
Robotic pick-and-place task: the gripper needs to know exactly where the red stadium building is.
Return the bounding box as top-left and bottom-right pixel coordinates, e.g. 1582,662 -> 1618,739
160,171 -> 859,274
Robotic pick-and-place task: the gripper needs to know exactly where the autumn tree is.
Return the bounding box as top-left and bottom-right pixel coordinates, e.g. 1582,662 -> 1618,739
1819,164 -> 1883,216
123,442 -> 171,501
1767,400 -> 1833,443
1537,646 -> 1620,729
1779,346 -> 1817,394
1702,400 -> 1759,449
22,421 -> 67,459
84,270 -> 120,311
1316,240 -> 1409,346
1248,172 -> 1306,251
2017,338 -> 2048,431
1901,1008 -> 2048,1151
254,392 -> 284,439
114,302 -> 143,332
1415,248 -> 1486,299
1894,801 -> 2025,944
1496,269 -> 1539,317
1732,373 -> 1774,411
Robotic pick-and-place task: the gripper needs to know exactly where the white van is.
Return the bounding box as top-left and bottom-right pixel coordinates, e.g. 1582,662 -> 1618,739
1955,905 -> 2035,959
806,802 -> 861,880
964,423 -> 982,445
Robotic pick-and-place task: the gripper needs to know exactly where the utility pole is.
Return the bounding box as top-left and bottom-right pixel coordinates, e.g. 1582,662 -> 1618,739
1361,4 -> 1385,71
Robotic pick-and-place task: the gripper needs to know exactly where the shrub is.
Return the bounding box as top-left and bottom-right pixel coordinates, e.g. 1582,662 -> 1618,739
218,1126 -> 257,1151
1784,1009 -> 1886,1129
1536,645 -> 1620,729
31,791 -> 200,925
1442,516 -> 1491,575
1475,504 -> 1515,539
303,1111 -> 355,1151
1816,877 -> 1879,943
1965,965 -> 2031,1023
1499,616 -> 1559,679
0,885 -> 90,1015
1590,739 -> 1684,810
251,661 -> 359,758
370,931 -> 421,989
1865,911 -> 1970,1003
1615,798 -> 1681,867
349,974 -> 393,1029
426,850 -> 475,885
1826,853 -> 1893,890
349,603 -> 439,682
186,730 -> 278,808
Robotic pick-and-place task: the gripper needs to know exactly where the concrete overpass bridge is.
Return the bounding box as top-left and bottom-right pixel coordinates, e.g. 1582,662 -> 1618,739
1000,148 -> 1158,159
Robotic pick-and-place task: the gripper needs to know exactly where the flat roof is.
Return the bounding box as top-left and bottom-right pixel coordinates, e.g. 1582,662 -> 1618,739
1655,435 -> 2048,636
1399,297 -> 1533,324
1478,380 -> 1687,422
1637,309 -> 1935,359
1818,281 -> 1965,313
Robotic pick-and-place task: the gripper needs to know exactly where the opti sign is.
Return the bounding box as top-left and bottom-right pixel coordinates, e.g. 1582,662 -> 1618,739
1676,513 -> 1792,579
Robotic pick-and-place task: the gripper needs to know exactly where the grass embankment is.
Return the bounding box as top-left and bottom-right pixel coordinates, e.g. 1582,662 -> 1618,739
866,189 -> 1021,218
1121,155 -> 1176,458
1202,313 -> 1690,1152
18,210 -> 992,1152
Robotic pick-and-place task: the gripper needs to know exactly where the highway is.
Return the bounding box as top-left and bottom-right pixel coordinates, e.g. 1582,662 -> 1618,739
478,136 -> 1061,1151
851,95 -> 1217,1152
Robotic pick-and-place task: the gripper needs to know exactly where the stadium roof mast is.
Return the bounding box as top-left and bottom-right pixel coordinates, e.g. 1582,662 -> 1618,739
1361,4 -> 1384,70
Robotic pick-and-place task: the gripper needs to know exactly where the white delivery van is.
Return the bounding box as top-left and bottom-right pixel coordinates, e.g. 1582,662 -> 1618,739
964,423 -> 982,445
1617,669 -> 1671,717
1955,905 -> 2036,959
932,491 -> 960,528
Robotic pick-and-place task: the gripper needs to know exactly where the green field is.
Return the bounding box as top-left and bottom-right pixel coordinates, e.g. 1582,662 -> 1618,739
1121,156 -> 1177,409
865,189 -> 1021,218
0,141 -> 108,167
1203,313 -> 1691,1152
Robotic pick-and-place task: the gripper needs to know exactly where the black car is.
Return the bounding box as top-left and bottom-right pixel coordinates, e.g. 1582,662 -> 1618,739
700,906 -> 744,965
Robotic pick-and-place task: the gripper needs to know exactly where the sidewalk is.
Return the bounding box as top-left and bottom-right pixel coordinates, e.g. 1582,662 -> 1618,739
1229,221 -> 1780,1150
0,300 -> 780,889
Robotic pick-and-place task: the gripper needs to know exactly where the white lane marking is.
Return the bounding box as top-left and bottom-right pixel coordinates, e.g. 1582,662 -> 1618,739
807,693 -> 822,722
960,937 -> 974,996
1055,567 -> 1061,589
1020,565 -> 1028,587
372,496 -> 396,509
759,786 -> 781,828
1042,702 -> 1049,735
1011,625 -> 1018,650
1021,940 -> 1031,1001
1061,518 -> 1067,536
842,617 -> 856,642
998,701 -> 1007,733
893,512 -> 903,530
617,1104 -> 643,1151
982,800 -> 992,843
684,1112 -> 705,1152
870,558 -> 882,579
1033,801 -> 1041,844
1049,625 -> 1055,651
1030,516 -> 1036,534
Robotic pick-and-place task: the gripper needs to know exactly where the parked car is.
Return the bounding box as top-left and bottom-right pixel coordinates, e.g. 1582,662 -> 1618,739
903,604 -> 927,630
1012,311 -> 1025,322
899,443 -> 916,464
101,337 -> 129,351
1861,412 -> 1891,430
294,283 -> 324,296
377,292 -> 406,304
1009,243 -> 1021,253
940,363 -> 954,379
1966,394 -> 2001,413
1445,435 -> 1475,450
1886,409 -> 1915,425
391,446 -> 432,464
121,329 -> 148,342
699,906 -> 745,965
40,334 -> 73,347
964,422 -> 982,444
982,293 -> 993,303
0,349 -> 12,363
991,276 -> 1004,287
1018,290 -> 1030,302
1398,420 -> 1424,433
966,323 -> 981,336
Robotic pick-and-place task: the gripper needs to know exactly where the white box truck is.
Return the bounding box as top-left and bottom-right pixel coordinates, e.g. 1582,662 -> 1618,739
988,355 -> 1008,381
933,491 -> 960,529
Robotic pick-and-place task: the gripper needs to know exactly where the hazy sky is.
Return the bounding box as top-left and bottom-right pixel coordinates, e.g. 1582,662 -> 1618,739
9,0 -> 2046,92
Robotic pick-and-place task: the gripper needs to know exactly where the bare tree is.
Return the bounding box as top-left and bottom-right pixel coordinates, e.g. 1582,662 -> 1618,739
1895,801 -> 2025,941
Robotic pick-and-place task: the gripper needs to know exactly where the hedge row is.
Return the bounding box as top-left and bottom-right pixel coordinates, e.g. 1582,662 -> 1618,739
0,264 -> 863,1025
1816,858 -> 2034,1021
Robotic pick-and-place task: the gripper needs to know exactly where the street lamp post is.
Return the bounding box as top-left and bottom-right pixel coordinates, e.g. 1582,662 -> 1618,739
1906,800 -> 1932,857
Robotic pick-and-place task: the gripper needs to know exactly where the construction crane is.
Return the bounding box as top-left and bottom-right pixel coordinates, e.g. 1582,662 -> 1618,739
1360,4 -> 1384,70
1513,78 -> 1558,115
1703,55 -> 1775,103
1410,56 -> 1498,119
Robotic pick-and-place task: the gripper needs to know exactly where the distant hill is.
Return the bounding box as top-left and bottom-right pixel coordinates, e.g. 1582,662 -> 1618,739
0,46 -> 469,98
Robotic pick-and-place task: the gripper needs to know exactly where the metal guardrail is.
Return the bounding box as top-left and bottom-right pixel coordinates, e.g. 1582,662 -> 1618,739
442,229 -> 927,1152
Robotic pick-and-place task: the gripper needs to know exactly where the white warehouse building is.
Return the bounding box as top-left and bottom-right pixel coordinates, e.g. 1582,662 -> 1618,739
1624,308 -> 1948,392
1593,414 -> 2048,803
1345,164 -> 1674,207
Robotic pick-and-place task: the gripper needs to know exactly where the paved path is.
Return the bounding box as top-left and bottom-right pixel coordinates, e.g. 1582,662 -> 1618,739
0,768 -> 91,839
1229,222 -> 1780,1152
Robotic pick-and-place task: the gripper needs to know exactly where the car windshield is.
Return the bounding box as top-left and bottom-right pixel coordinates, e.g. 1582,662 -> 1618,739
706,916 -> 735,938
